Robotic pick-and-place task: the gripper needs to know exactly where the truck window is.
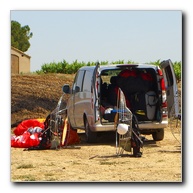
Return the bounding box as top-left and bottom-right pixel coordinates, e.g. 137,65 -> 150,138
83,71 -> 92,92
72,70 -> 85,92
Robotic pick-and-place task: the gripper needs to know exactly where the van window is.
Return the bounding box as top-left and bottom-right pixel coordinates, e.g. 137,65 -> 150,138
83,71 -> 92,92
72,70 -> 85,92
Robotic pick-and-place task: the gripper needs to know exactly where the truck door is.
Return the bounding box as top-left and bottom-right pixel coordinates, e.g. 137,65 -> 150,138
160,59 -> 180,118
91,62 -> 100,123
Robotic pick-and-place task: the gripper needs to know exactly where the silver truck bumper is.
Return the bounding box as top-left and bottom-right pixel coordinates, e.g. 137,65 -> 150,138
91,120 -> 168,132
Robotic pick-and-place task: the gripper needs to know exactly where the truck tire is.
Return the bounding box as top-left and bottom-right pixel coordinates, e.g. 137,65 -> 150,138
84,118 -> 97,143
152,129 -> 164,141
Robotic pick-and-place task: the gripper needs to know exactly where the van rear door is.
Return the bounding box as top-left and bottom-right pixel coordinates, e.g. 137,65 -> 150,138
160,59 -> 180,118
91,62 -> 100,122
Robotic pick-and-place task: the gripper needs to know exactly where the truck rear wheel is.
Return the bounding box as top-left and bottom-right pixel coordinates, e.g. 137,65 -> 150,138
152,129 -> 164,141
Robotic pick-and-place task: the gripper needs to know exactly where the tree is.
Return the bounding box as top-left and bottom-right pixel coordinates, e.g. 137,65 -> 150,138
11,20 -> 33,52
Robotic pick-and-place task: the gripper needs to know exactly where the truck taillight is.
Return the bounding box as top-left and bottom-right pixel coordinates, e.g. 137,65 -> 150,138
160,77 -> 167,108
157,68 -> 163,76
158,68 -> 168,118
160,78 -> 166,91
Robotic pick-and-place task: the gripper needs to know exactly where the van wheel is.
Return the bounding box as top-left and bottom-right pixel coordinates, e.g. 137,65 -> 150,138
152,129 -> 164,141
84,118 -> 97,143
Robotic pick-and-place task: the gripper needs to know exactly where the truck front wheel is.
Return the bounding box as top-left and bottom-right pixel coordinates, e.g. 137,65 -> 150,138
84,118 -> 97,143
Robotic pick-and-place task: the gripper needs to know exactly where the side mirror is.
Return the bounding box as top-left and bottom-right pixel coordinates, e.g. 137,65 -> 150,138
62,84 -> 71,94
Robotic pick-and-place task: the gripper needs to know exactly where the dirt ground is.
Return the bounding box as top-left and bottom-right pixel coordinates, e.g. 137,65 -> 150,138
11,74 -> 182,182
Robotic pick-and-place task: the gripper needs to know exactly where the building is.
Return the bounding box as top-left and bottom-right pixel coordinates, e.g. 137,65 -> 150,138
11,46 -> 31,74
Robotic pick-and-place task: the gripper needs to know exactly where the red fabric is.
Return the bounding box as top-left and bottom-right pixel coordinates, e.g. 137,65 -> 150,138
61,120 -> 80,146
11,118 -> 79,149
11,131 -> 41,148
114,86 -> 119,94
13,119 -> 45,136
140,72 -> 153,81
29,133 -> 40,147
11,119 -> 44,148
118,69 -> 137,78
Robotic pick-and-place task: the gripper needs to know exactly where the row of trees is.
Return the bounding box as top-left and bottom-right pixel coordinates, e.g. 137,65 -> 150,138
36,59 -> 181,81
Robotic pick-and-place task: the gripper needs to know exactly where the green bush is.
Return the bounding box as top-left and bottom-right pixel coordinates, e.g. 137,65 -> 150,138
37,59 -> 181,82
173,61 -> 181,82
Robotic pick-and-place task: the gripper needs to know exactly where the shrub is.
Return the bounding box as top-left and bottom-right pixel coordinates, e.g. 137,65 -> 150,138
38,59 -> 181,82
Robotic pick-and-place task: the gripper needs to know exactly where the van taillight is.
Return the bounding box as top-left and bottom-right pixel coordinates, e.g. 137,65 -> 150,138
158,68 -> 163,76
160,78 -> 166,91
160,78 -> 167,107
158,68 -> 168,118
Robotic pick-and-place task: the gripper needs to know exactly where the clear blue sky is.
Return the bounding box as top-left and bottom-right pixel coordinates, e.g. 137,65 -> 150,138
11,10 -> 182,72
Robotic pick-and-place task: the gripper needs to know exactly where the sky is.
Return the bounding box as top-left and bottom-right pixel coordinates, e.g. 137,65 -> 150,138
11,10 -> 182,72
